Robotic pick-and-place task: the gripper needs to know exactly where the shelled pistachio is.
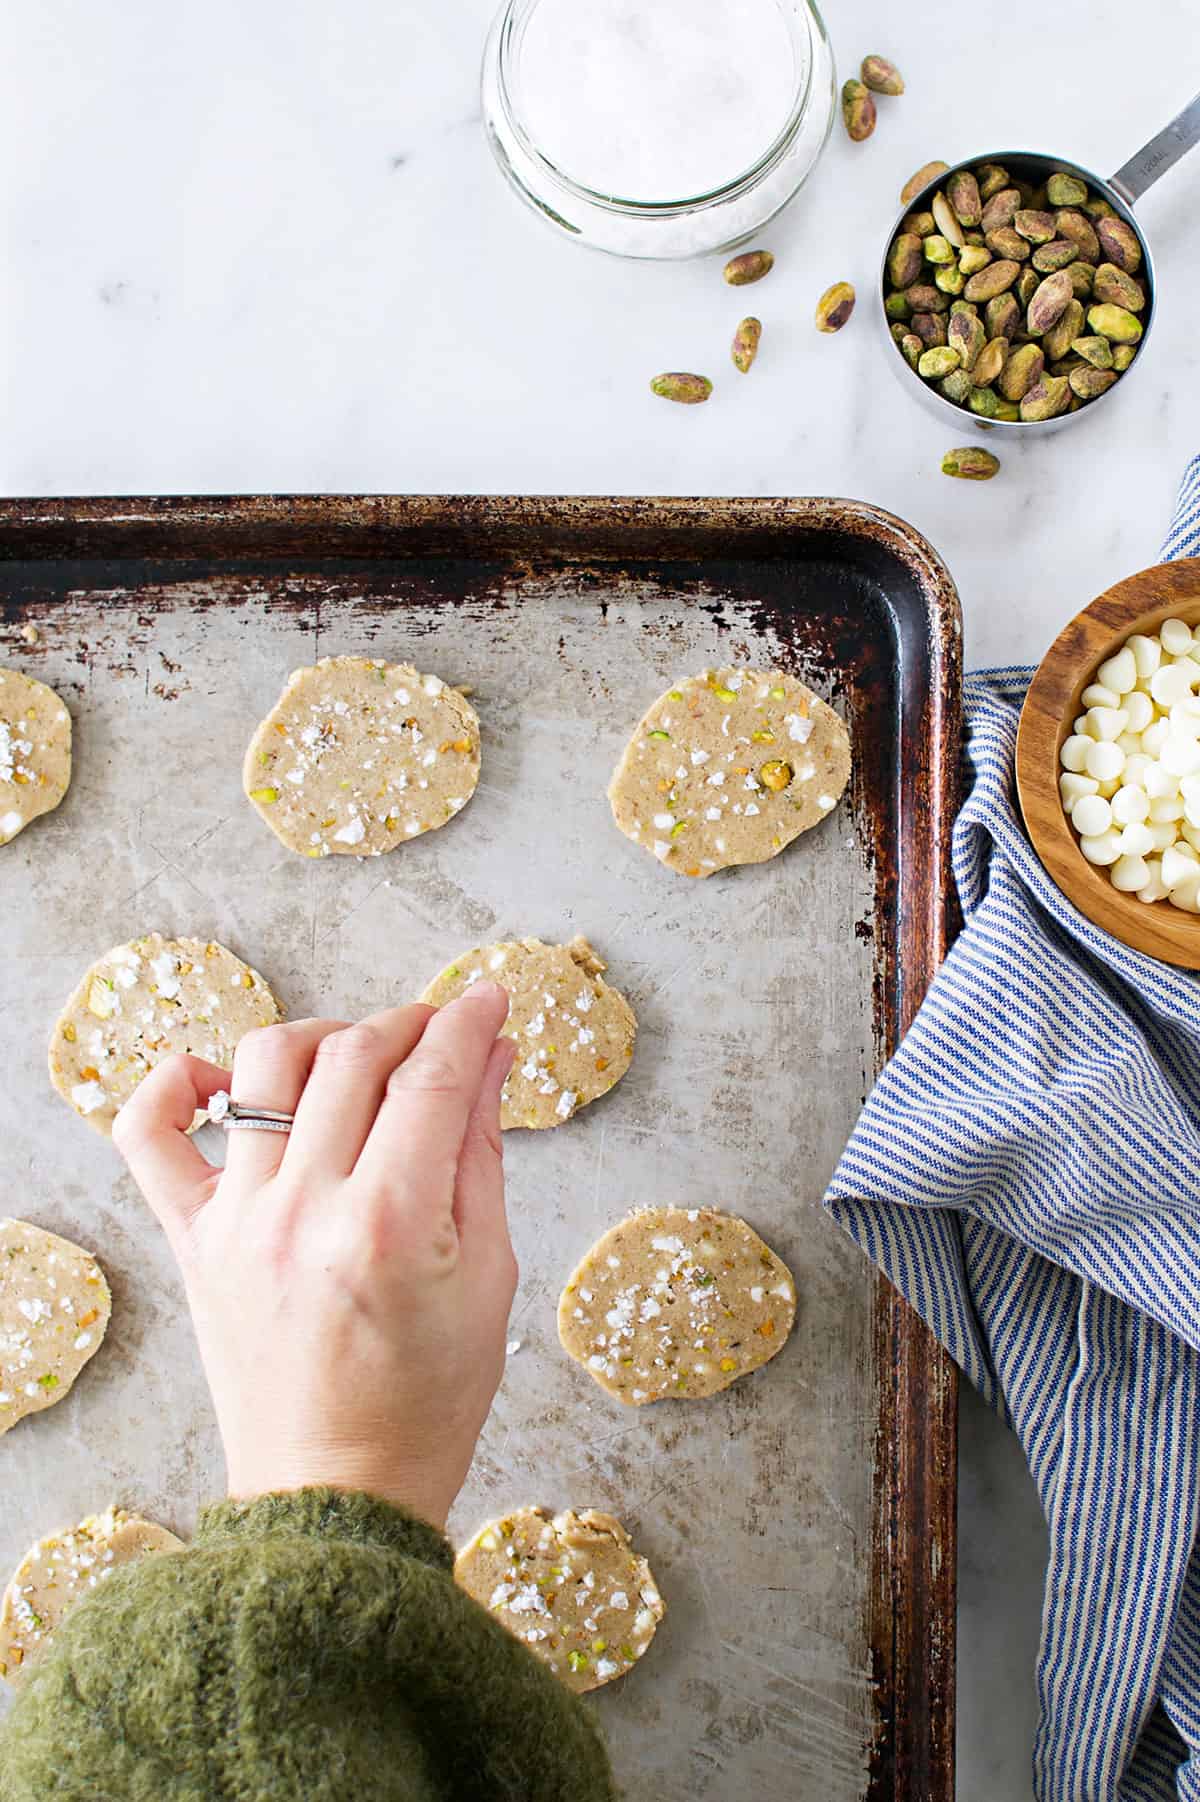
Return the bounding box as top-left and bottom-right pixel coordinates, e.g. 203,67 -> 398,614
723,250 -> 774,286
900,161 -> 950,207
650,373 -> 713,404
731,318 -> 762,373
861,54 -> 904,94
815,281 -> 856,333
841,80 -> 876,142
942,447 -> 1000,479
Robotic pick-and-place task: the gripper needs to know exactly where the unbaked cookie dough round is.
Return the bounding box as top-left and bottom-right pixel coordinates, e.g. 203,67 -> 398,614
243,655 -> 481,858
0,668 -> 71,847
49,932 -> 282,1137
558,1206 -> 797,1404
607,667 -> 851,878
420,936 -> 637,1131
1,1505 -> 183,1685
455,1506 -> 664,1694
0,1221 -> 111,1436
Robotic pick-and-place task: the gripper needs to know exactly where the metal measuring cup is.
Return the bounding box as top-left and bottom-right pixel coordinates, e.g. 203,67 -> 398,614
878,92 -> 1200,434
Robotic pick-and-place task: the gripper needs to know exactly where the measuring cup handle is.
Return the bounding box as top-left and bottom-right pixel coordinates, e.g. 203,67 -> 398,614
1110,91 -> 1200,205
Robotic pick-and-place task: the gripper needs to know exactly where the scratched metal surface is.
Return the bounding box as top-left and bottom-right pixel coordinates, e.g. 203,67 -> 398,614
0,569 -> 881,1796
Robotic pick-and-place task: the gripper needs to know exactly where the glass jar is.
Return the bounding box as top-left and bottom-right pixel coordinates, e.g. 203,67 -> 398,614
480,0 -> 836,260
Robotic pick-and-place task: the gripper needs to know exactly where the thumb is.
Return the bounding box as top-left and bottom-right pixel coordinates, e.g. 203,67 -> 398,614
112,1054 -> 226,1240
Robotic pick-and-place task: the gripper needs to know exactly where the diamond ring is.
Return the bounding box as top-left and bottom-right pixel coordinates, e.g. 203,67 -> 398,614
207,1091 -> 294,1135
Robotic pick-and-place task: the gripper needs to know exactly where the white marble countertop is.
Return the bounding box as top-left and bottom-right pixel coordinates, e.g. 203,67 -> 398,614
8,0 -> 1199,1792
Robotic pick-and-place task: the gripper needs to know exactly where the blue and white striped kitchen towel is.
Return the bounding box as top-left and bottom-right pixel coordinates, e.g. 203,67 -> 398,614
825,454 -> 1200,1801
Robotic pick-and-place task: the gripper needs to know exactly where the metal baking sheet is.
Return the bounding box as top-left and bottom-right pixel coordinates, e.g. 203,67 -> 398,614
0,497 -> 961,1799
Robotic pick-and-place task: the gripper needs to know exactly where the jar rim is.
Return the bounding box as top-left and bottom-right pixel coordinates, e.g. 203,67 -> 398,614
492,0 -> 822,215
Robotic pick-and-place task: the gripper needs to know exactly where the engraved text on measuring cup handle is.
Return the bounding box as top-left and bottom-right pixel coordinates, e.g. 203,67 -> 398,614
1109,91 -> 1200,205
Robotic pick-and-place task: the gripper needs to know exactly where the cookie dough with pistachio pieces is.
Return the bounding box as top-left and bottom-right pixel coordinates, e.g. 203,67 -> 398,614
0,1220 -> 111,1437
455,1507 -> 664,1694
559,1206 -> 797,1404
608,667 -> 850,877
49,932 -> 282,1137
0,668 -> 71,847
420,935 -> 636,1130
1,1506 -> 183,1685
244,655 -> 481,857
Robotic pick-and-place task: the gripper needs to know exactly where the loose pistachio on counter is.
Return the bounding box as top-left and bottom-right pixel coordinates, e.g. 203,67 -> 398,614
723,250 -> 774,286
650,373 -> 713,404
841,80 -> 876,143
941,447 -> 1001,479
860,54 -> 904,95
731,318 -> 762,373
884,159 -> 1148,419
815,281 -> 856,333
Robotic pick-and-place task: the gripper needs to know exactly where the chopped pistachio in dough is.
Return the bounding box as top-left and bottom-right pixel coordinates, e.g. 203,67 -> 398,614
0,1221 -> 111,1436
559,1206 -> 796,1404
243,655 -> 481,858
420,935 -> 636,1131
49,932 -> 282,1137
0,668 -> 71,847
455,1507 -> 664,1694
607,667 -> 851,878
1,1506 -> 183,1684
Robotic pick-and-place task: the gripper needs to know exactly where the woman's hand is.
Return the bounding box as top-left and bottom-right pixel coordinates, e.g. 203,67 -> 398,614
112,986 -> 517,1529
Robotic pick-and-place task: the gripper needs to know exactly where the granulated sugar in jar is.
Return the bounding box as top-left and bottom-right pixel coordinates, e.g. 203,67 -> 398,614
481,0 -> 836,258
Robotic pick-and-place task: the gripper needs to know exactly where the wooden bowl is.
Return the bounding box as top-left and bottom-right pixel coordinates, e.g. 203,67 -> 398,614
1016,557 -> 1200,967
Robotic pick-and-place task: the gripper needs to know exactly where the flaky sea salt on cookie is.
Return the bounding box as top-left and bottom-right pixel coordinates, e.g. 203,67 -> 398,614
0,668 -> 72,847
49,932 -> 282,1137
558,1206 -> 796,1404
1,1506 -> 183,1684
455,1506 -> 664,1694
608,667 -> 850,878
244,655 -> 481,857
420,935 -> 636,1130
0,1221 -> 111,1436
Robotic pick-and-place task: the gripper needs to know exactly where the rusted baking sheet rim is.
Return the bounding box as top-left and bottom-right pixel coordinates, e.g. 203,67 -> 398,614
4,491 -> 952,575
0,494 -> 962,1799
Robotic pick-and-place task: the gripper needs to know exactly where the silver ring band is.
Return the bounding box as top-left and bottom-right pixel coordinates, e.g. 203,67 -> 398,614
208,1090 -> 295,1134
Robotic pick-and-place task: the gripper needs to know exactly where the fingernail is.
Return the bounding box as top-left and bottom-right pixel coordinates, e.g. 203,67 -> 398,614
460,979 -> 507,1006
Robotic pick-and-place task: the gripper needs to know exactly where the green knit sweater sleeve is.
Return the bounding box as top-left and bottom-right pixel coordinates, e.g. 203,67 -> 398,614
0,1487 -> 616,1802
